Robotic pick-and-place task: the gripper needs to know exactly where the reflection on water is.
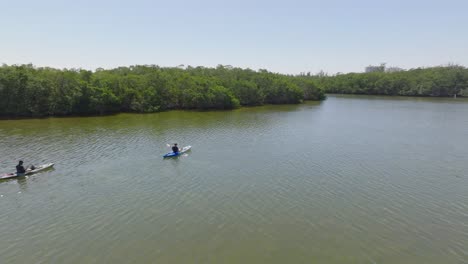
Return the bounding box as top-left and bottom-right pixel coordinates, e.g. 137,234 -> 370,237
0,96 -> 467,263
15,177 -> 29,192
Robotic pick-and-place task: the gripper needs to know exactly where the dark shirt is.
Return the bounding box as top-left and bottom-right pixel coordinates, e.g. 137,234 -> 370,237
172,146 -> 179,153
16,165 -> 26,174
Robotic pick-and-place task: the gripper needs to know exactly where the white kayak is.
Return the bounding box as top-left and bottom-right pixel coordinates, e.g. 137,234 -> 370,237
163,146 -> 192,158
0,163 -> 55,180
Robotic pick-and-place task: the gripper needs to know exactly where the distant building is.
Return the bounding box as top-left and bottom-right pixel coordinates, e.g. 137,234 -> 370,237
365,63 -> 386,73
365,63 -> 405,73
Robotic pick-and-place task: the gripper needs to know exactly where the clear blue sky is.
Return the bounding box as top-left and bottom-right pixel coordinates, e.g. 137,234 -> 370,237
1,0 -> 467,74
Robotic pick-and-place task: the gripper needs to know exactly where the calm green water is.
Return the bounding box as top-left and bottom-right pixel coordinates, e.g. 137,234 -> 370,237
1,95 -> 467,263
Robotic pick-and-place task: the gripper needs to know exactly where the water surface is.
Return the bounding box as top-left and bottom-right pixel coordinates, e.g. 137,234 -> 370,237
1,95 -> 467,263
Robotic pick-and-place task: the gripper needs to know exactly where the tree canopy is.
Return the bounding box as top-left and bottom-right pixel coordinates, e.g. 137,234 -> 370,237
317,65 -> 468,97
0,64 -> 325,117
1,63 -> 466,118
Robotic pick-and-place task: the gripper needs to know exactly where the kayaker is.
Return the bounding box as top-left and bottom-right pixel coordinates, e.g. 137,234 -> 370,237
172,143 -> 180,153
16,161 -> 26,174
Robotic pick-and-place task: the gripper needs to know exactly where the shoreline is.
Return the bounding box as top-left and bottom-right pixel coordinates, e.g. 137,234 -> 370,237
2,94 -> 467,120
0,101 -> 314,120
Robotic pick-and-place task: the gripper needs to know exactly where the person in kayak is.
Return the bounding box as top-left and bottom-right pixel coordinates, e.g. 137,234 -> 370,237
16,161 -> 26,174
172,143 -> 180,153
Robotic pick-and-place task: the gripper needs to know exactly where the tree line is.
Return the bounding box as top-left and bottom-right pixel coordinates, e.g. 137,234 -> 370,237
316,65 -> 468,97
1,63 -> 467,117
0,64 -> 325,117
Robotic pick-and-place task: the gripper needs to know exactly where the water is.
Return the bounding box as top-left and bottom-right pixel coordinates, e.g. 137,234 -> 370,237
1,95 -> 467,263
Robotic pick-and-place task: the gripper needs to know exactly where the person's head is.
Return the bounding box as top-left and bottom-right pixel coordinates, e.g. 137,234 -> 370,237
174,143 -> 178,146
19,160 -> 23,165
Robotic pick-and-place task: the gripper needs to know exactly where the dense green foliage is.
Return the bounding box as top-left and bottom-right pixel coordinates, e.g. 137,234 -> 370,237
0,64 -> 325,117
319,65 -> 468,97
2,63 -> 467,117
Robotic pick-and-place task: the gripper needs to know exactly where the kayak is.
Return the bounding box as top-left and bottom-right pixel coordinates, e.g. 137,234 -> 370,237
0,163 -> 55,180
163,146 -> 191,158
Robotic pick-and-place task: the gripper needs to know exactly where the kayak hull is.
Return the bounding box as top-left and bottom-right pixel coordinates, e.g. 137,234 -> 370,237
163,146 -> 191,158
0,163 -> 54,180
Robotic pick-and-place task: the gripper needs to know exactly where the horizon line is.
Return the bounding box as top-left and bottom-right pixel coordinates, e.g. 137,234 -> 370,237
1,61 -> 466,76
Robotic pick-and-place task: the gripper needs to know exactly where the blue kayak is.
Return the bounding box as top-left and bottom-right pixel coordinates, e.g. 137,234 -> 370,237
163,146 -> 191,158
